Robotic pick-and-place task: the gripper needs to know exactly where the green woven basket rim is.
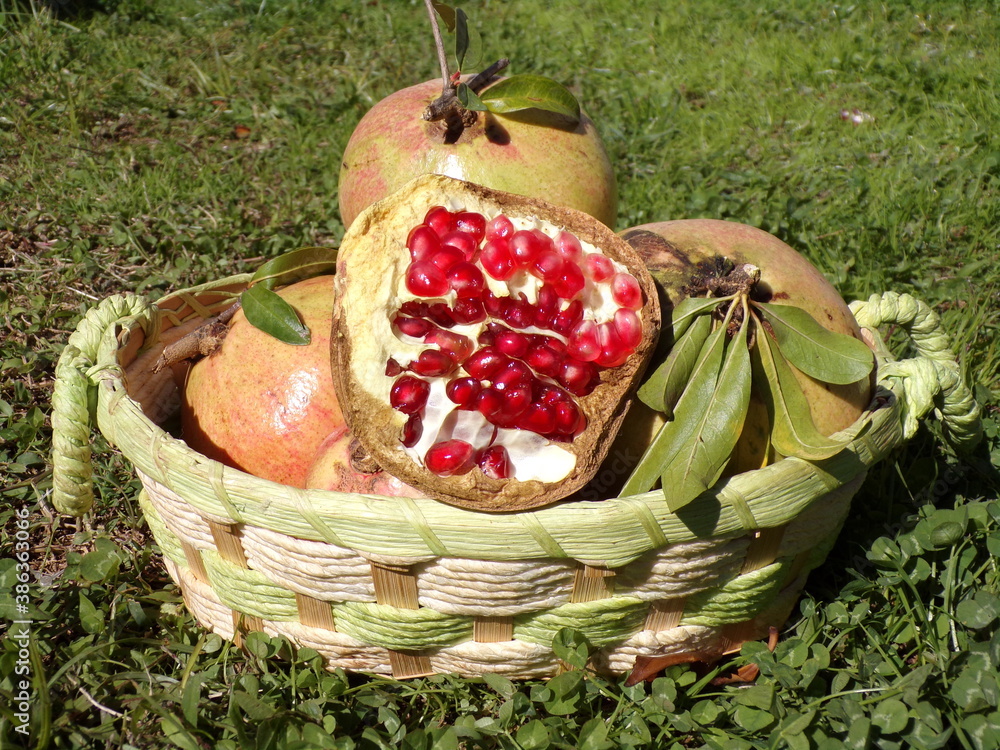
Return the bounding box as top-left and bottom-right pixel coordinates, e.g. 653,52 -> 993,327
92,274 -> 906,568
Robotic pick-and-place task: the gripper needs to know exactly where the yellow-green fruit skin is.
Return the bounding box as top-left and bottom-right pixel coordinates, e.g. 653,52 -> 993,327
180,276 -> 345,488
338,79 -> 618,229
619,219 -> 873,478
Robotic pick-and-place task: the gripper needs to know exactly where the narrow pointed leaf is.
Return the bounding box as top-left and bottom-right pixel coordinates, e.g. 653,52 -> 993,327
240,284 -> 311,346
751,322 -> 853,460
250,246 -> 338,291
620,323 -> 727,497
755,302 -> 874,384
431,1 -> 456,31
456,83 -> 488,112
669,296 -> 727,339
479,75 -> 581,123
659,316 -> 752,512
454,7 -> 470,68
638,312 -> 713,415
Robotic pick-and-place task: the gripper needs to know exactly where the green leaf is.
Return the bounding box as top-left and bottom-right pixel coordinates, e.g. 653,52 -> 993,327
431,1 -> 455,31
755,302 -> 874,384
620,321 -> 727,497
479,75 -> 581,123
456,83 -> 488,112
669,295 -> 728,339
751,318 -> 856,460
543,670 -> 584,715
638,312 -> 713,415
240,284 -> 311,346
872,698 -> 910,735
516,719 -> 550,750
250,246 -> 337,291
78,592 -> 103,634
454,7 -> 470,68
552,627 -> 590,670
658,314 -> 752,511
577,716 -> 612,750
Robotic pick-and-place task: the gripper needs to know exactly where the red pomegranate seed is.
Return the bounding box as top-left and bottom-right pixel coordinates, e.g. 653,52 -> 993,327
401,414 -> 423,447
554,400 -> 585,435
406,261 -> 450,297
441,230 -> 478,260
407,225 -> 442,262
409,349 -> 457,377
424,206 -> 456,236
559,359 -> 596,396
430,244 -> 465,273
483,290 -> 505,317
385,358 -> 403,377
531,250 -> 565,283
552,300 -> 584,336
501,296 -> 534,329
524,344 -> 561,378
394,315 -> 433,338
425,439 -> 475,476
614,308 -> 643,349
519,403 -> 557,435
446,377 -> 482,406
425,329 -> 474,362
494,360 -> 533,389
533,334 -> 566,356
584,253 -> 614,282
427,303 -> 457,328
399,300 -> 430,318
611,272 -> 643,310
503,384 -> 533,416
476,387 -> 505,420
485,214 -> 514,241
454,211 -> 487,244
495,329 -> 530,359
509,229 -> 549,268
452,297 -> 486,324
477,445 -> 512,480
464,347 -> 509,380
555,231 -> 583,263
390,376 -> 430,414
448,261 -> 486,297
553,261 -> 586,299
595,322 -> 630,368
567,319 -> 601,362
480,238 -> 516,281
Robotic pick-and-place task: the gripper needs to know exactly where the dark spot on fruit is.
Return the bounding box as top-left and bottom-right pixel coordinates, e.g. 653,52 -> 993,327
485,115 -> 510,145
827,312 -> 834,321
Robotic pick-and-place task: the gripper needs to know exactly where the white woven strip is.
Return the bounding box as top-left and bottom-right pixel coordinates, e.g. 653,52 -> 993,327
415,558 -> 576,616
617,535 -> 747,600
144,472 -> 215,550
429,639 -> 557,679
241,526 -> 375,603
166,558 -> 235,640
595,625 -> 723,674
265,620 -> 392,676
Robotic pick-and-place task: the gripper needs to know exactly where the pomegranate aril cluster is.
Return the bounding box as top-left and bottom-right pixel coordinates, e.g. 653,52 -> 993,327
390,205 -> 645,479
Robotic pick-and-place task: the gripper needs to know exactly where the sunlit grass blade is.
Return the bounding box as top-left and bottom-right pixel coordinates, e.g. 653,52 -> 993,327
755,302 -> 874,384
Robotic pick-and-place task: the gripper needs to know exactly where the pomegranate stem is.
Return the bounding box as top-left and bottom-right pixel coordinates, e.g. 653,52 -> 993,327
423,0 -> 453,95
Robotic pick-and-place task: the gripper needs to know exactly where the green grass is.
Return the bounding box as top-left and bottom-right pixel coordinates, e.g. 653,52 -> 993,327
2,0 -> 999,747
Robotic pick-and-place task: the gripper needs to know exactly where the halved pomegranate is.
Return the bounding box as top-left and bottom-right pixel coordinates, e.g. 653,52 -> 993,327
331,175 -> 661,511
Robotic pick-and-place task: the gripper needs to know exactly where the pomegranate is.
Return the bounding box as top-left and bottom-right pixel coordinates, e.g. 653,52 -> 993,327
617,219 -> 873,479
305,431 -> 424,497
331,174 -> 661,512
180,275 -> 346,488
337,78 -> 618,230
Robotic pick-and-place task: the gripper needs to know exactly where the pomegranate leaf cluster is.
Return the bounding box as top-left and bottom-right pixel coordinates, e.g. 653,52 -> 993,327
623,289 -> 875,512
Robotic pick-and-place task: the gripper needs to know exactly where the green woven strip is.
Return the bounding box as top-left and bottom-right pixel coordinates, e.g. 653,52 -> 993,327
332,601 -> 473,651
201,550 -> 298,621
681,560 -> 792,627
137,490 -> 187,568
398,498 -> 451,557
514,597 -> 649,648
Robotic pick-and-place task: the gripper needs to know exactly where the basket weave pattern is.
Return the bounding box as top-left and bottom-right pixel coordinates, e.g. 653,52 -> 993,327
50,279 -> 980,678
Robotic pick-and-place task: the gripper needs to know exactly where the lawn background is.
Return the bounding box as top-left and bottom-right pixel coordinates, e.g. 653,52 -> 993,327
1,1 -> 999,748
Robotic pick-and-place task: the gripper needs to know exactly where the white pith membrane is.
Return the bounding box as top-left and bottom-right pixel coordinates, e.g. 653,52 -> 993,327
376,203 -> 639,484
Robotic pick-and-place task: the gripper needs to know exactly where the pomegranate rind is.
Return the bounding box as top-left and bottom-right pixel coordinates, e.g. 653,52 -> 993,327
619,219 -> 873,476
332,174 -> 661,512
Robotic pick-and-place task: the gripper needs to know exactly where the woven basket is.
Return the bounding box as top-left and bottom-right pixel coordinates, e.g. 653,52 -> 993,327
49,276 -> 981,679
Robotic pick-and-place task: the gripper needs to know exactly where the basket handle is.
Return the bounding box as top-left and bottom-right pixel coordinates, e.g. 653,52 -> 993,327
850,291 -> 982,453
51,294 -> 155,516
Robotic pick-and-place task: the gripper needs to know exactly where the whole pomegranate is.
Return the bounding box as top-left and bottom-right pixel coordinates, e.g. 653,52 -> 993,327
338,78 -> 618,230
331,174 -> 660,512
616,219 -> 873,479
181,275 -> 346,487
305,431 -> 424,497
